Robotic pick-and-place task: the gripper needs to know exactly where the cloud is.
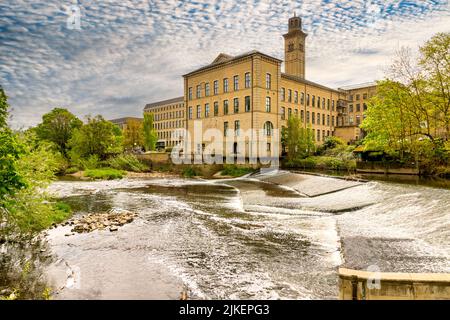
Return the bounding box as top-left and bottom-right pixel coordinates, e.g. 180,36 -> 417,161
0,0 -> 449,128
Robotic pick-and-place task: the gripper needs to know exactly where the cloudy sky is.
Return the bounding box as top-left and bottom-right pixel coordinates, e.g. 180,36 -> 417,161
1,0 -> 449,128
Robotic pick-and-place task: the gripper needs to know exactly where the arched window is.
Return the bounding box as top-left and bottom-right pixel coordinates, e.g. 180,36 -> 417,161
263,121 -> 273,136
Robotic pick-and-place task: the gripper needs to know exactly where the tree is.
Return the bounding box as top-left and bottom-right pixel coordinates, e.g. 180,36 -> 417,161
35,108 -> 82,155
284,116 -> 315,161
0,87 -> 25,200
123,119 -> 144,150
68,115 -> 123,161
143,113 -> 158,151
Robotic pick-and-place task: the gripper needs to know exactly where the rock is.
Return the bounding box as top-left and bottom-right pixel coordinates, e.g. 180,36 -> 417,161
109,226 -> 118,232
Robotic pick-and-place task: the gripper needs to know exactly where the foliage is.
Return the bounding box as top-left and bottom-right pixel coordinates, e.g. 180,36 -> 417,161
319,136 -> 345,152
284,156 -> 356,171
283,116 -> 315,161
220,165 -> 255,177
123,119 -> 144,150
35,108 -> 82,155
182,167 -> 199,178
78,154 -> 101,170
143,113 -> 158,152
0,88 -> 25,200
84,168 -> 125,180
107,154 -> 148,172
362,33 -> 450,167
68,115 -> 123,161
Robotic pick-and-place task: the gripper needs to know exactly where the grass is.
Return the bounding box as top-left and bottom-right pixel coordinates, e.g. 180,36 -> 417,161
220,165 -> 256,177
182,167 -> 199,178
106,154 -> 148,172
84,168 -> 125,180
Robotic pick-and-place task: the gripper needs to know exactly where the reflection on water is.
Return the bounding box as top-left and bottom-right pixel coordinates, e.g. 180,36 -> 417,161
44,173 -> 450,299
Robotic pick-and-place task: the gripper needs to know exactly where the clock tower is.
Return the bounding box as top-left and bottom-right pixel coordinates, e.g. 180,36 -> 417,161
283,14 -> 307,79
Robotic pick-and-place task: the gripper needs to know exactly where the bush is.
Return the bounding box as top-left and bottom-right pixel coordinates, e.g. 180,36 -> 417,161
84,168 -> 125,180
79,154 -> 101,170
65,167 -> 79,174
182,167 -> 199,178
107,154 -> 148,172
220,165 -> 255,177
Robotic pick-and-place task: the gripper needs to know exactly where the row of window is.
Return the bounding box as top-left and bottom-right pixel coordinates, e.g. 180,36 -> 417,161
188,96 -> 253,119
223,121 -> 274,137
189,72 -> 253,100
281,89 -> 337,111
154,120 -> 185,130
348,103 -> 368,113
349,93 -> 372,101
151,103 -> 184,113
281,107 -> 336,127
154,110 -> 185,121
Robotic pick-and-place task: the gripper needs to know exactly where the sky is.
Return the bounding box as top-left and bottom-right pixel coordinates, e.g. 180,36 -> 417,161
1,0 -> 449,128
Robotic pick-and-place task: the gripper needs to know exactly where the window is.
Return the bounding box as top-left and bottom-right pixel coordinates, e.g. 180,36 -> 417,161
294,91 -> 298,103
223,100 -> 229,115
323,98 -> 325,109
281,107 -> 285,120
312,112 -> 315,124
214,101 -> 219,116
197,105 -> 201,118
266,73 -> 271,89
264,121 -> 273,136
332,100 -> 335,111
323,130 -> 325,140
233,75 -> 239,91
317,96 -> 320,108
224,122 -> 229,137
322,114 -> 325,125
234,120 -> 240,136
301,92 -> 305,105
349,95 -> 354,102
356,115 -> 361,125
327,130 -> 330,137
312,95 -> 315,107
267,143 -> 271,152
327,115 -> 330,126
349,104 -> 353,112
317,130 -> 320,141
327,99 -> 330,110
363,103 -> 367,111
188,87 -> 193,100
223,78 -> 229,93
281,88 -> 285,101
205,103 -> 210,117
349,115 -> 354,125
245,72 -> 251,88
245,96 -> 251,112
356,104 -> 361,112
205,83 -> 210,97
356,94 -> 360,100
306,111 -> 310,123
188,106 -> 193,119
301,110 -> 305,122
295,109 -> 298,117
213,80 -> 219,95
234,98 -> 239,113
332,116 -> 335,126
288,89 -> 292,102
307,94 -> 310,106
363,93 -> 367,100
265,97 -> 271,112
317,113 -> 320,125
288,108 -> 292,119
196,85 -> 201,98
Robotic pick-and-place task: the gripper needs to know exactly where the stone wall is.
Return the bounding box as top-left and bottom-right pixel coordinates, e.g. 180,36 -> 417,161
339,268 -> 450,300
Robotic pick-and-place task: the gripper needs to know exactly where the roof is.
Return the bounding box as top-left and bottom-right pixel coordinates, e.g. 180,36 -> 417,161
109,117 -> 143,124
144,96 -> 184,110
338,82 -> 377,91
281,73 -> 343,94
183,50 -> 282,77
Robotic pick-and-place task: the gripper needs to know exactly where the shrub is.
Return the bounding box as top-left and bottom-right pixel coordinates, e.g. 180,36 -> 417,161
221,165 -> 255,177
107,154 -> 148,172
182,167 -> 199,178
65,167 -> 79,174
84,168 -> 125,180
77,154 -> 101,170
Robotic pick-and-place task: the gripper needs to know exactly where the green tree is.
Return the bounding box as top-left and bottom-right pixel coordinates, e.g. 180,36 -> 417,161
35,108 -> 82,155
0,87 -> 25,200
143,113 -> 157,151
68,115 -> 123,161
285,116 -> 315,161
123,118 -> 144,150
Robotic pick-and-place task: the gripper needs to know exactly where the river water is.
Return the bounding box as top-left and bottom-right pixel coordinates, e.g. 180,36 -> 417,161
44,171 -> 450,300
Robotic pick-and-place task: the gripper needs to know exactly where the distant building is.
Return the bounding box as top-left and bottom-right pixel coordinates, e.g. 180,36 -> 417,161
109,117 -> 143,130
143,15 -> 378,157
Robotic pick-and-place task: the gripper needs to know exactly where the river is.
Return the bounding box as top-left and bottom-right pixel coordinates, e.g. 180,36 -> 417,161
43,171 -> 450,300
